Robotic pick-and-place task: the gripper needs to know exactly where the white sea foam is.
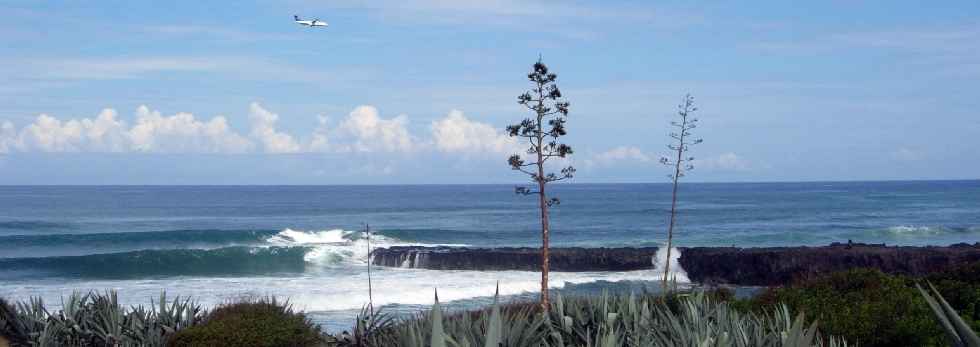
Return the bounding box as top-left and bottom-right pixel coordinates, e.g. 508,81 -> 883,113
0,267 -> 682,315
267,228 -> 355,244
886,225 -> 942,235
265,228 -> 466,266
652,246 -> 689,283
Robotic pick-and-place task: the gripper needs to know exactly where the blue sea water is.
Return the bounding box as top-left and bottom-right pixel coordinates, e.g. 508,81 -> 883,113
1,181 -> 978,330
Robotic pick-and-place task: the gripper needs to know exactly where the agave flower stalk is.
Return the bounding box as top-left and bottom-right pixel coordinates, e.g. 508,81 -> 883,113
659,94 -> 702,291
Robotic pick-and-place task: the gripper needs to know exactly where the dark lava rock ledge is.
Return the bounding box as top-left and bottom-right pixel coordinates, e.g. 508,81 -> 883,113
371,243 -> 980,286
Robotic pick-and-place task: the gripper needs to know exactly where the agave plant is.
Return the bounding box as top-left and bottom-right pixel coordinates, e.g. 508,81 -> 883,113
547,290 -> 848,347
917,282 -> 980,347
0,290 -> 203,347
350,287 -> 849,347
0,297 -> 31,346
337,305 -> 397,346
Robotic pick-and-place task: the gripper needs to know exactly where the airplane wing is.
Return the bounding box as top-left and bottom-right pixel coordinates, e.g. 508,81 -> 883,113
292,16 -> 326,27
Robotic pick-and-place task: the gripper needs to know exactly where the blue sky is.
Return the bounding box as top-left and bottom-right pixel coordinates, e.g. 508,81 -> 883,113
0,0 -> 977,184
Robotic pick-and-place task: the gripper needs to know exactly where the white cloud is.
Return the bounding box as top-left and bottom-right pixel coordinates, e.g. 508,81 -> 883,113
336,106 -> 415,153
0,120 -> 18,153
248,102 -> 301,153
308,115 -> 332,152
39,58 -> 222,80
130,106 -> 253,153
4,56 -> 370,87
143,25 -> 297,43
585,146 -> 652,168
430,110 -> 517,154
0,103 -> 529,159
692,152 -> 752,172
584,148 -> 754,173
7,106 -> 254,153
304,1 -> 684,42
751,24 -> 980,60
326,1 -> 667,27
890,148 -> 923,161
17,109 -> 129,152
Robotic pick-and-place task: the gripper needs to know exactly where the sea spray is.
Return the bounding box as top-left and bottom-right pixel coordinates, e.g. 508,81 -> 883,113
265,228 -> 466,267
268,229 -> 386,266
653,246 -> 690,283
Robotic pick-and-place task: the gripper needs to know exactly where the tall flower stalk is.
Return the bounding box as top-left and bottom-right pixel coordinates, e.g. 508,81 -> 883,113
659,94 -> 702,289
507,58 -> 575,310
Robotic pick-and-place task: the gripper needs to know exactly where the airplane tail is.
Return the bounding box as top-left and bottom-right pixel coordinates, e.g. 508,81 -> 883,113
294,15 -> 300,21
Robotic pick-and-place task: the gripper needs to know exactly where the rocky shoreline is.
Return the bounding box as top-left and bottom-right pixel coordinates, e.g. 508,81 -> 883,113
372,242 -> 980,286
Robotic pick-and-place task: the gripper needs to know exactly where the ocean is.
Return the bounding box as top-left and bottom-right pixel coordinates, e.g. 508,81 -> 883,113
1,181 -> 979,331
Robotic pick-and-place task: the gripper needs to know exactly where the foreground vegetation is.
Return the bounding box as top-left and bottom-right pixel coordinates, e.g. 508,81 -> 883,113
3,263 -> 979,346
0,291 -> 201,346
740,264 -> 980,346
0,294 -> 325,347
343,264 -> 980,347
344,290 -> 848,347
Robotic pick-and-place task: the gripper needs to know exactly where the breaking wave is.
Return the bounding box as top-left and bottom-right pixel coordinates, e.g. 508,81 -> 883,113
0,246 -> 310,279
267,228 -> 398,266
874,225 -> 980,237
267,228 -> 467,266
0,229 -> 279,258
0,228 -> 459,279
886,225 -> 944,235
652,246 -> 689,283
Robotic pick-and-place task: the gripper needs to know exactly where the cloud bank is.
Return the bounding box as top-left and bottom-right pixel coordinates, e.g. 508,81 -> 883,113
585,146 -> 754,173
430,110 -> 518,155
0,103 -> 514,157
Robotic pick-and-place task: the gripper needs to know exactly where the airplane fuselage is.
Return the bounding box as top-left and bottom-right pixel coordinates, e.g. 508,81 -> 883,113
296,20 -> 328,27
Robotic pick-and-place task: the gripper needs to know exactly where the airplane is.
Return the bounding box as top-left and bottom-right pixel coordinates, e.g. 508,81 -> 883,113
294,15 -> 328,27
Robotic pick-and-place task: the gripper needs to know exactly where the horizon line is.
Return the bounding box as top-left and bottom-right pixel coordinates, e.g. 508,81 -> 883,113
1,178 -> 978,187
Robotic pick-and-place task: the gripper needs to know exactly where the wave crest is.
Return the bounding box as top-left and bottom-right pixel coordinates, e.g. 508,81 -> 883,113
268,228 -> 408,266
0,227 -> 466,279
886,225 -> 943,234
880,225 -> 980,236
0,246 -> 310,279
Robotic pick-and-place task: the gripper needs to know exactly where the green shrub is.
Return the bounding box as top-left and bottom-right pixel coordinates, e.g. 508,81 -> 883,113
926,262 -> 980,332
916,281 -> 980,345
759,269 -> 943,347
168,298 -> 323,347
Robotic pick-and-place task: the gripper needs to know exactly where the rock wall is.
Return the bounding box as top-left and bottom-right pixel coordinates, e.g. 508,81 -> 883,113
371,243 -> 980,286
371,246 -> 659,271
678,242 -> 980,286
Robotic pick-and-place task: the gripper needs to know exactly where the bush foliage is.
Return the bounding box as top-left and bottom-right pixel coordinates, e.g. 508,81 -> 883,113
925,261 -> 980,332
168,298 -> 323,347
749,268 -> 962,347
